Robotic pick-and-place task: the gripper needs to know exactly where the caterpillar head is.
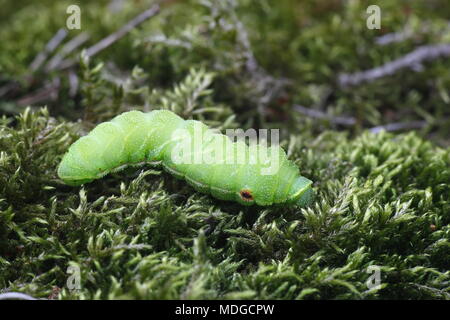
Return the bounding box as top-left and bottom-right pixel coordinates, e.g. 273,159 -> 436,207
287,176 -> 315,207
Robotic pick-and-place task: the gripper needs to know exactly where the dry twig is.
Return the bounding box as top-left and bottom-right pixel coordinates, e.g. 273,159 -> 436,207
29,29 -> 68,72
0,292 -> 38,300
16,78 -> 61,106
45,32 -> 90,71
2,4 -> 161,107
369,121 -> 428,133
57,4 -> 161,70
339,43 -> 450,87
293,104 -> 357,126
0,29 -> 68,98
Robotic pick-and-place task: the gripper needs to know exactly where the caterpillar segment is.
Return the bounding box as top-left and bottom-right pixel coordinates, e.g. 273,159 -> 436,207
58,110 -> 314,207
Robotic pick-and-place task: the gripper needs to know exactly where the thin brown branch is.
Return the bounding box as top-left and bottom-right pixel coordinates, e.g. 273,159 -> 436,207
375,29 -> 414,46
0,29 -> 67,98
0,292 -> 39,300
293,104 -> 357,126
369,121 -> 428,133
339,43 -> 450,87
29,29 -> 68,72
224,0 -> 289,116
16,78 -> 60,106
45,32 -> 90,72
68,71 -> 79,97
57,4 -> 161,70
375,21 -> 450,46
2,4 -> 161,105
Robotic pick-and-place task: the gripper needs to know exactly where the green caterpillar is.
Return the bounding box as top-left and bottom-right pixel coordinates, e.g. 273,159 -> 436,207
58,110 -> 314,207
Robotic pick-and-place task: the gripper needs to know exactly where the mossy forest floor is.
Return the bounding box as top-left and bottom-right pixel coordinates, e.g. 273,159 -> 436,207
0,0 -> 449,299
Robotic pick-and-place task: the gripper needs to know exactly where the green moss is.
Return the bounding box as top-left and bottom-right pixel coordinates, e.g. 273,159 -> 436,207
0,106 -> 448,299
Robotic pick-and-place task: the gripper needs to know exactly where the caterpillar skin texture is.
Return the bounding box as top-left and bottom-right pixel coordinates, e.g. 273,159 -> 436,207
58,110 -> 314,207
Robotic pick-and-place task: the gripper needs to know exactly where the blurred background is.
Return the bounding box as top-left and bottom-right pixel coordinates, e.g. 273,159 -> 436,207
0,0 -> 449,145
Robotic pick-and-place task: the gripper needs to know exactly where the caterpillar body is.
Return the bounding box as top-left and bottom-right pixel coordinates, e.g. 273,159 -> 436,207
58,110 -> 314,207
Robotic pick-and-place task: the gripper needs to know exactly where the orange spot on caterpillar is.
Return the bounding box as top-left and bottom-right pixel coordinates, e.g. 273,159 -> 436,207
239,189 -> 254,201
